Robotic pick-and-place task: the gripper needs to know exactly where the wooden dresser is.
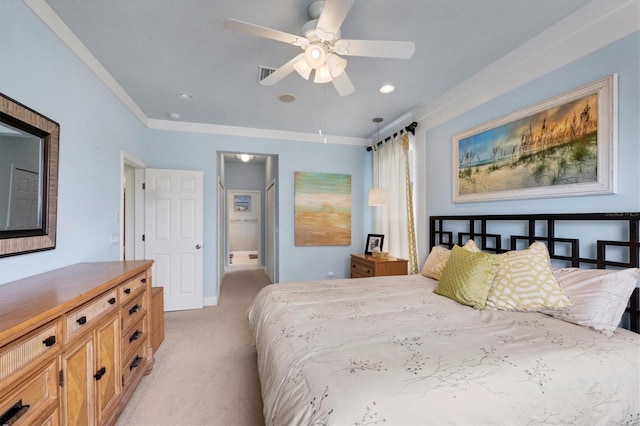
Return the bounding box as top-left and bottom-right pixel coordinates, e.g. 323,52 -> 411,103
350,254 -> 408,278
0,260 -> 155,426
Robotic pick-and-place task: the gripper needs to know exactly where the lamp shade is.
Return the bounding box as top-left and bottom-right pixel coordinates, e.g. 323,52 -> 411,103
313,64 -> 332,83
293,58 -> 312,80
305,44 -> 326,69
368,188 -> 388,206
326,53 -> 347,78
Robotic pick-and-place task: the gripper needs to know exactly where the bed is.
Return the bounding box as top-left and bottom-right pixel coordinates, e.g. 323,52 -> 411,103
248,213 -> 640,425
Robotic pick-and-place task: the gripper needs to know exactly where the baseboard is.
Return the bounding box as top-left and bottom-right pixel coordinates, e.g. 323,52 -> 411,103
204,296 -> 218,306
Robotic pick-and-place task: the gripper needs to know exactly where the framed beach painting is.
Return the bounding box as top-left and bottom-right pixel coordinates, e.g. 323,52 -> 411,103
294,171 -> 351,246
452,75 -> 617,202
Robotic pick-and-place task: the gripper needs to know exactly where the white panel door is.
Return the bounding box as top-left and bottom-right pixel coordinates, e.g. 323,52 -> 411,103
7,166 -> 40,229
145,169 -> 203,311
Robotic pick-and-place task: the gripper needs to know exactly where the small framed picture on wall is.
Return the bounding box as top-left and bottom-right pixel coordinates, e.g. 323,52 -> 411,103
364,234 -> 384,255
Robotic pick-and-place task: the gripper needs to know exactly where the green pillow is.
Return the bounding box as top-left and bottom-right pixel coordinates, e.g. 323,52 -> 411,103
434,245 -> 500,309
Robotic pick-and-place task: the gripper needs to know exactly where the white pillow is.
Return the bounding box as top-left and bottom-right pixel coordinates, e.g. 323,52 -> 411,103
541,267 -> 640,336
421,240 -> 480,280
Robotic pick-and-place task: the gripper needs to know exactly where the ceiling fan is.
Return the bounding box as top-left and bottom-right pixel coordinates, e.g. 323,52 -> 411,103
224,0 -> 415,96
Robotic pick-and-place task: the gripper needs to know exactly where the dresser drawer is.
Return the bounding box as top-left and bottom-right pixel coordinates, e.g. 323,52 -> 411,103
0,359 -> 57,426
121,344 -> 148,389
0,320 -> 61,383
65,290 -> 118,341
121,318 -> 147,363
119,272 -> 148,304
121,293 -> 147,332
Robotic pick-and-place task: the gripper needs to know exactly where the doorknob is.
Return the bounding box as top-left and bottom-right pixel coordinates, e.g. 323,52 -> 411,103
195,244 -> 202,249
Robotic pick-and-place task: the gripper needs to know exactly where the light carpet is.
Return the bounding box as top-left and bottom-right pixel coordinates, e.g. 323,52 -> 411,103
116,269 -> 271,425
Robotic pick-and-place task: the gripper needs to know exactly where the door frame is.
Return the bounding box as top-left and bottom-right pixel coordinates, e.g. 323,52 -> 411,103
120,151 -> 146,261
266,179 -> 277,282
217,176 -> 226,298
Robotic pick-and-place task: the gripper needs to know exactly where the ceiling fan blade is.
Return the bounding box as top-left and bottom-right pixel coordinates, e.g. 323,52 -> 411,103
334,39 -> 415,59
316,0 -> 355,38
224,19 -> 308,47
259,53 -> 305,86
331,71 -> 355,97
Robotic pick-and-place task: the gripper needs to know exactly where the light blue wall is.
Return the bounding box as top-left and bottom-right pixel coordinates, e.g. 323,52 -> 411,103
418,31 -> 639,263
423,32 -> 639,215
0,1 -> 370,292
143,130 -> 369,296
0,1 -> 149,283
2,0 -> 635,298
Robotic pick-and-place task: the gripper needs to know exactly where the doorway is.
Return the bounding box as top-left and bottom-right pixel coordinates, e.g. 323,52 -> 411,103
218,152 -> 278,284
228,190 -> 261,271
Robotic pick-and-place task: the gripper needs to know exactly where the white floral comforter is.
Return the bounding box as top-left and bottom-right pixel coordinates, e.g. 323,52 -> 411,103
248,275 -> 640,426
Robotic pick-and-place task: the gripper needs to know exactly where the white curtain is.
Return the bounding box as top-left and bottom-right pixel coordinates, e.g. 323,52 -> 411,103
372,133 -> 418,273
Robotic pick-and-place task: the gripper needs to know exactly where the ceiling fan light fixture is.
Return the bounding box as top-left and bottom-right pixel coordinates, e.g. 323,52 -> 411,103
326,53 -> 347,78
314,64 -> 332,83
293,58 -> 312,80
305,44 -> 326,69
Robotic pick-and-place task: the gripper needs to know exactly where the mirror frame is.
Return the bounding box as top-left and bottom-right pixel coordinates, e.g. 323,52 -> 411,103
0,93 -> 59,257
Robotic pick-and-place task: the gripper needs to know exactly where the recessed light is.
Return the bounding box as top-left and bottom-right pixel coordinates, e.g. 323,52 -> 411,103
379,84 -> 395,94
236,154 -> 255,162
279,94 -> 296,103
177,92 -> 193,100
168,112 -> 181,120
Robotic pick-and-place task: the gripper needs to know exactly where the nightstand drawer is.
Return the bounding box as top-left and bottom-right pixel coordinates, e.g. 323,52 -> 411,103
350,254 -> 408,278
351,259 -> 374,277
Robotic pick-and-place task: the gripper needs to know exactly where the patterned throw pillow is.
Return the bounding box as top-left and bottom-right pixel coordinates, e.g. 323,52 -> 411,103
541,267 -> 640,336
421,240 -> 480,280
434,245 -> 500,309
485,242 -> 572,311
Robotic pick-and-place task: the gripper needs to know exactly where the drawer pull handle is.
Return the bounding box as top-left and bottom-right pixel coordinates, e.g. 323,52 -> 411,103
129,304 -> 141,315
0,399 -> 30,425
124,288 -> 131,294
77,316 -> 87,325
141,278 -> 147,283
94,367 -> 107,380
108,297 -> 116,305
367,269 -> 371,274
352,264 -> 356,268
129,329 -> 142,343
42,335 -> 56,347
129,355 -> 142,370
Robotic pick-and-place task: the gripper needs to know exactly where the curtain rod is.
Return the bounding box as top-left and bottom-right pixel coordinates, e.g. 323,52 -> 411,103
366,121 -> 418,152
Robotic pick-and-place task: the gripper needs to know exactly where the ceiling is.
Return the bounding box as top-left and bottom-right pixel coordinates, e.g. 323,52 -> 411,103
40,0 -> 593,140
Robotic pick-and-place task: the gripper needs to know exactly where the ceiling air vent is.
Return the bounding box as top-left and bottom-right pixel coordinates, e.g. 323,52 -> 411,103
257,66 -> 276,83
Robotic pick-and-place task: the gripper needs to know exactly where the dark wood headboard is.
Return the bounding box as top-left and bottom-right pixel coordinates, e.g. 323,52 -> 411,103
429,213 -> 640,333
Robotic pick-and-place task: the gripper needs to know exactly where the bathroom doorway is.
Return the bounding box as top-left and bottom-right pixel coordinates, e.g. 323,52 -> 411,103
227,189 -> 261,271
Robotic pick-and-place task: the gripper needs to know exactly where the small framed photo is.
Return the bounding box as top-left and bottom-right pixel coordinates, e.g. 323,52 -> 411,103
364,234 -> 384,255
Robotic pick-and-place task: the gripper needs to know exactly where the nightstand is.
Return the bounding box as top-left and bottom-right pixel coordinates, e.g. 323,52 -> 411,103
350,254 -> 408,278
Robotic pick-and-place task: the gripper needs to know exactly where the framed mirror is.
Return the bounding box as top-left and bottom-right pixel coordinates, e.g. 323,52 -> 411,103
0,93 -> 59,257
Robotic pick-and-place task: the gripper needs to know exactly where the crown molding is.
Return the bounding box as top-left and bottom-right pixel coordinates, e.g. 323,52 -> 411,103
147,119 -> 370,146
22,0 -> 370,146
23,0 -> 149,126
